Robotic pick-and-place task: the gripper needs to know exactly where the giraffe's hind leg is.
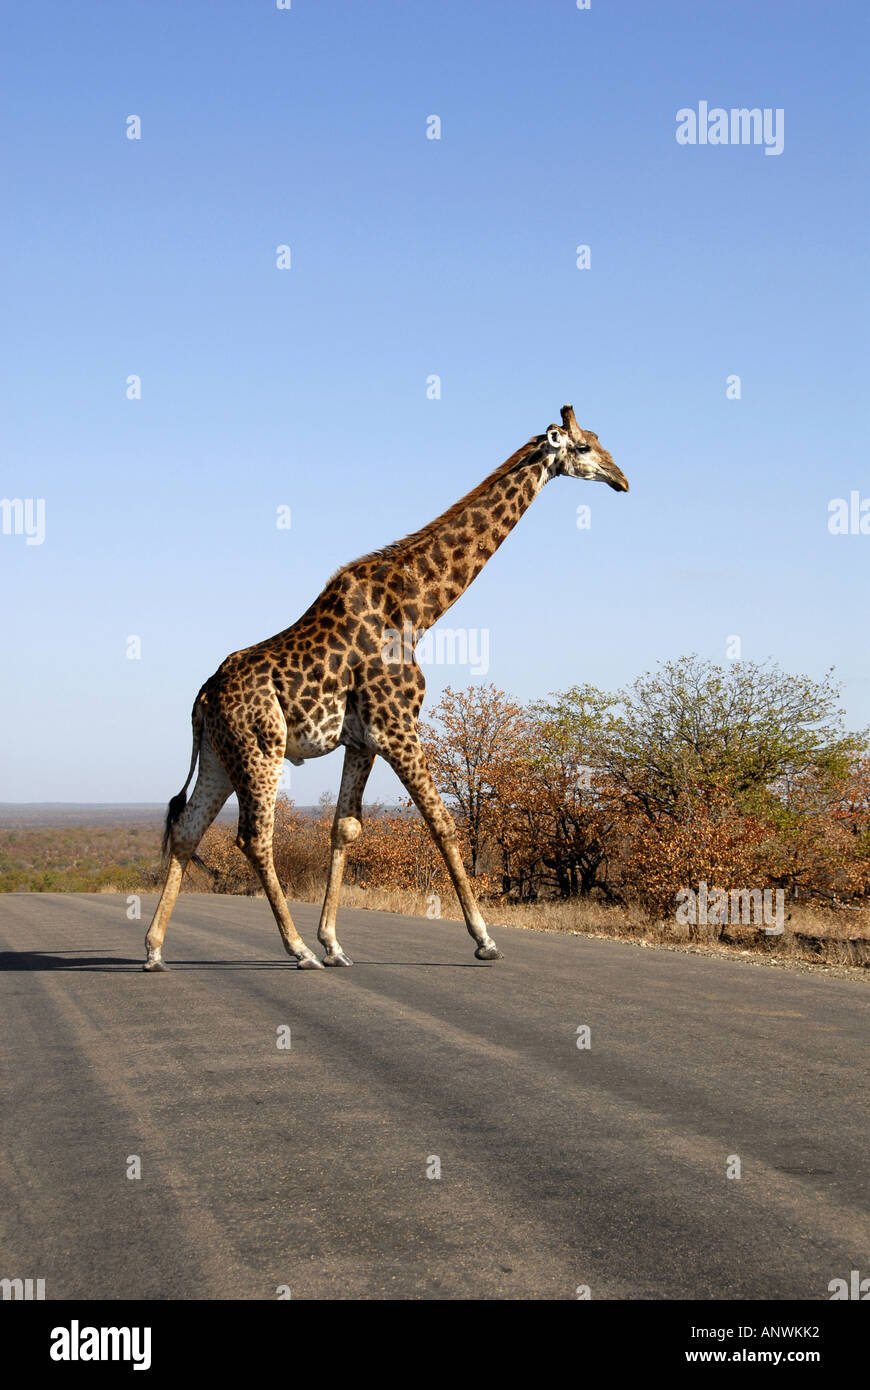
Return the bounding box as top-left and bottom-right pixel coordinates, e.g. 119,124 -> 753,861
233,753 -> 324,970
144,735 -> 233,971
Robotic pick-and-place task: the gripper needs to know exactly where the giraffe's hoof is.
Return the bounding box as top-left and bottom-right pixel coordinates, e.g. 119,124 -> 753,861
143,956 -> 169,972
323,951 -> 354,967
474,942 -> 503,961
296,954 -> 325,970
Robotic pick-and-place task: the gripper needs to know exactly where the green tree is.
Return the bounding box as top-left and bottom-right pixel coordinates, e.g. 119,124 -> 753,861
563,656 -> 865,823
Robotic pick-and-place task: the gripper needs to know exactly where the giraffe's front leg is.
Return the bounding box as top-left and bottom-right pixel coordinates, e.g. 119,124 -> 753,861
318,821 -> 358,966
317,748 -> 375,965
379,737 -> 503,963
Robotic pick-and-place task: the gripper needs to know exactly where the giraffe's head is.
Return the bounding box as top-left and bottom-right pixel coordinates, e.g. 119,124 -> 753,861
544,404 -> 629,491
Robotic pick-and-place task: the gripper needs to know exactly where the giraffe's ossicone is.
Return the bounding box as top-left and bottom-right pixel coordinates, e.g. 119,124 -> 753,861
143,405 -> 629,972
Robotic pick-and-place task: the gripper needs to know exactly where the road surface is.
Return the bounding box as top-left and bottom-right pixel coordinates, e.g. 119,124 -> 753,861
0,892 -> 867,1300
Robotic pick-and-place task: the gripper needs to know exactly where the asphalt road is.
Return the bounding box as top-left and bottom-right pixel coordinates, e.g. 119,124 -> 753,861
0,892 -> 867,1301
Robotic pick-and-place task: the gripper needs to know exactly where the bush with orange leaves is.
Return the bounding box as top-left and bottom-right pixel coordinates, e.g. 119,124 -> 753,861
344,802 -> 461,896
196,795 -> 315,895
615,793 -> 771,924
197,792 -> 461,901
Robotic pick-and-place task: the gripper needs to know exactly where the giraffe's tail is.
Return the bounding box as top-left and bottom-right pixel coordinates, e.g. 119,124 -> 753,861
161,687 -> 207,856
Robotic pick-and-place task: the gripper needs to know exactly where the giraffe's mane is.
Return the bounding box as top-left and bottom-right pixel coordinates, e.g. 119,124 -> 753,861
330,435 -> 546,582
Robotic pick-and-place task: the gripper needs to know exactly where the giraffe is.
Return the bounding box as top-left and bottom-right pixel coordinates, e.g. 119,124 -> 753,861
144,405 -> 628,972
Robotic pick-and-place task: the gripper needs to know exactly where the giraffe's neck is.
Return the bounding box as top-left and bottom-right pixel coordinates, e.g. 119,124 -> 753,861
392,440 -> 551,631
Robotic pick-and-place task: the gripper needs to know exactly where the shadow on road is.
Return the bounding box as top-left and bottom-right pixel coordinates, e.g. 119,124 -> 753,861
0,950 -> 307,971
0,949 -> 145,971
0,950 -> 482,972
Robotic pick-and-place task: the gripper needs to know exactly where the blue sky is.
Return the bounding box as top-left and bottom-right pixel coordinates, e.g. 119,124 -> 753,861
1,0 -> 867,804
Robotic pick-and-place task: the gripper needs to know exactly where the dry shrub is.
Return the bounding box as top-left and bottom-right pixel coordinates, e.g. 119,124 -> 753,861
196,795 -> 473,903
618,800 -> 770,927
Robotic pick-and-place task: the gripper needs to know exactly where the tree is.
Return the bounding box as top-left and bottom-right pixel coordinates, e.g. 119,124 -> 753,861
576,656 -> 866,823
503,689 -> 621,899
419,685 -> 527,876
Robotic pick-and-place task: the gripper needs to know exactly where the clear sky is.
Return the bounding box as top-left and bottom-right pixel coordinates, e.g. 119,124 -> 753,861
1,0 -> 867,805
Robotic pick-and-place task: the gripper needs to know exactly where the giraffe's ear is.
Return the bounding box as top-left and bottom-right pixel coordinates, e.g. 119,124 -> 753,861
546,426 -> 564,449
